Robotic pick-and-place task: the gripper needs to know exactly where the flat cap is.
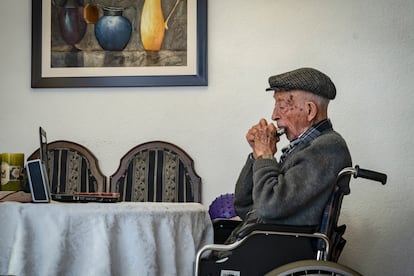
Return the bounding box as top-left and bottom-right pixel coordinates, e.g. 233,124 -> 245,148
266,67 -> 336,100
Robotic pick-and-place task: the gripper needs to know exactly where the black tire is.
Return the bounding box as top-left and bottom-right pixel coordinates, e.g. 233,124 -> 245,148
265,260 -> 362,276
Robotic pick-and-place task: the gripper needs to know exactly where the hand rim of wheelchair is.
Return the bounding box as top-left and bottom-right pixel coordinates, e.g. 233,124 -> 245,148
264,259 -> 362,276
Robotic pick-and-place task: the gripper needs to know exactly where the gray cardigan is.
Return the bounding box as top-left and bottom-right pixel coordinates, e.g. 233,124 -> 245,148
234,128 -> 352,226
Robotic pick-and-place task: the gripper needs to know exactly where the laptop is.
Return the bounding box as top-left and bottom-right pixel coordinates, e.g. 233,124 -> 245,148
26,127 -> 120,203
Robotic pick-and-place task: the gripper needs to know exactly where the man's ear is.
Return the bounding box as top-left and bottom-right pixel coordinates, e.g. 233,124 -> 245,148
306,101 -> 318,122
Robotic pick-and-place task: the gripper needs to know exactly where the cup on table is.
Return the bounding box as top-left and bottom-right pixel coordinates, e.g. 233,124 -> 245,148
1,153 -> 24,191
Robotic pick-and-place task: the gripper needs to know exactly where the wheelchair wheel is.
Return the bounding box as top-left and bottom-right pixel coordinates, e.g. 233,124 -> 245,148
265,260 -> 362,276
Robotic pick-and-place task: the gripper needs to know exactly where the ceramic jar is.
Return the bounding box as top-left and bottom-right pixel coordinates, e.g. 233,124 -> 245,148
94,7 -> 132,51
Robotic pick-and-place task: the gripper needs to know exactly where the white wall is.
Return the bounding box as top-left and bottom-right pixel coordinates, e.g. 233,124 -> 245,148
1,0 -> 413,274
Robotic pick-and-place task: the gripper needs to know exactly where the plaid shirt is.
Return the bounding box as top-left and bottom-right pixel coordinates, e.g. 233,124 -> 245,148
279,119 -> 333,163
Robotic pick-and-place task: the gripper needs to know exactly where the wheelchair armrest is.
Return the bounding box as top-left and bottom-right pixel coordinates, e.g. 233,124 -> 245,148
236,223 -> 318,240
212,218 -> 242,229
212,218 -> 242,244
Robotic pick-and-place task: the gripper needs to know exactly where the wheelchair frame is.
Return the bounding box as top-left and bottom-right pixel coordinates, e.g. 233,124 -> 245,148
195,230 -> 331,275
195,165 -> 387,276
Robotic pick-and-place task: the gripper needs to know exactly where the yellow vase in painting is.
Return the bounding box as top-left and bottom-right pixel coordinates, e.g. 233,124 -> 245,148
140,0 -> 181,51
141,0 -> 165,51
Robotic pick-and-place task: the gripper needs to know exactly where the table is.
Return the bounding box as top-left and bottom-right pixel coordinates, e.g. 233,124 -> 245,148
0,202 -> 213,276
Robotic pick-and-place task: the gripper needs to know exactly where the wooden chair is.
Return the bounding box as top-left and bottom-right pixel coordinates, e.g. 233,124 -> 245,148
110,141 -> 201,202
27,140 -> 107,193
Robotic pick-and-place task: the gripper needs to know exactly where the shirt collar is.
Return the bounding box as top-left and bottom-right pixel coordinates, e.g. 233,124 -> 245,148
280,119 -> 332,162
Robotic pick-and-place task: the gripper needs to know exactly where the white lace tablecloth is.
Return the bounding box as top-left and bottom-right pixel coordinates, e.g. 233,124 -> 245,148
0,201 -> 213,276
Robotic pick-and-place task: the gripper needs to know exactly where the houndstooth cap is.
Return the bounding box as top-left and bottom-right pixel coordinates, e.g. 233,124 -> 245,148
266,67 -> 336,100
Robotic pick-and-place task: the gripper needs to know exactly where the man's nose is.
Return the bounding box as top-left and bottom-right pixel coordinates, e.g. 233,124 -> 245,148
272,108 -> 279,121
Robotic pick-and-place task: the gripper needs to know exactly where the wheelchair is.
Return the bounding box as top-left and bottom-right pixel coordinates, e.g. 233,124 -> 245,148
195,165 -> 387,276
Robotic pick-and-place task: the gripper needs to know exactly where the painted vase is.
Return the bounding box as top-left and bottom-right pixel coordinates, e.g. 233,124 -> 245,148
140,0 -> 180,51
95,7 -> 132,51
57,0 -> 87,49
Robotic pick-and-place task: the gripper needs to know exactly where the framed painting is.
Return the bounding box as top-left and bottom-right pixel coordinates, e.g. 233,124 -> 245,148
31,0 -> 207,88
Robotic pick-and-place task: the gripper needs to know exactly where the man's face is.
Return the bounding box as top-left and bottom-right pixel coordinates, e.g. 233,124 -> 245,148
271,90 -> 311,141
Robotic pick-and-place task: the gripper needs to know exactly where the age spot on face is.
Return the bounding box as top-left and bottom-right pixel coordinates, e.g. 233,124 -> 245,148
286,94 -> 297,111
287,94 -> 294,105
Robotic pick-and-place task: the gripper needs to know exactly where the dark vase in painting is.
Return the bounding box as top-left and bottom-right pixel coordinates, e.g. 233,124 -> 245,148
57,0 -> 87,49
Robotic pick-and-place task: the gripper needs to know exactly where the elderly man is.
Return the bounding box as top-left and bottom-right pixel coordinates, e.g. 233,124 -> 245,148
229,68 -> 352,242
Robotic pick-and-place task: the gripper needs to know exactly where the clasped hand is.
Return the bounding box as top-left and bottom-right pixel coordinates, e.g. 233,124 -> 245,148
246,118 -> 279,159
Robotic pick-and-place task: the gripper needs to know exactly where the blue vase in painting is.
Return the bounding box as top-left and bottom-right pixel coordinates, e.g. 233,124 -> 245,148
95,7 -> 132,51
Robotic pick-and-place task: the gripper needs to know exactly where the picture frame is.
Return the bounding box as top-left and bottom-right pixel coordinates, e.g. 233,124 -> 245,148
31,0 -> 207,88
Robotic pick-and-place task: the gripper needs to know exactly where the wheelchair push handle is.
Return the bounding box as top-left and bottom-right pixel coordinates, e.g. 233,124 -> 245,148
354,165 -> 387,185
338,165 -> 387,185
